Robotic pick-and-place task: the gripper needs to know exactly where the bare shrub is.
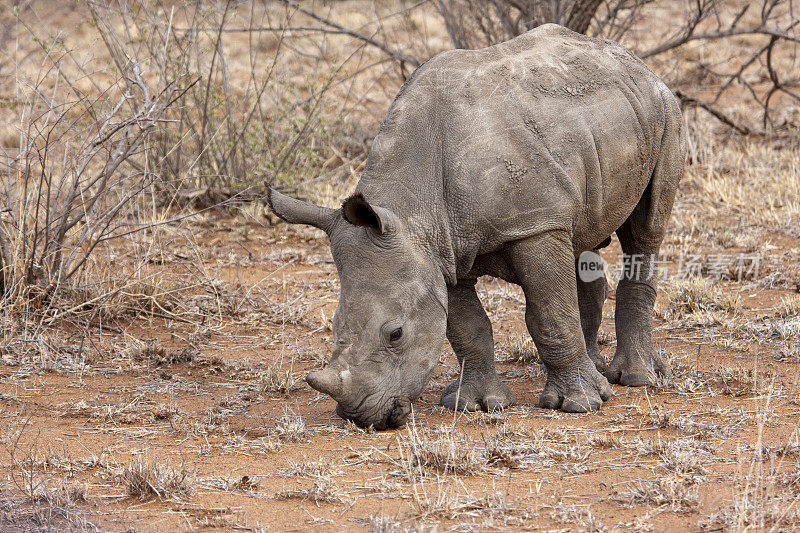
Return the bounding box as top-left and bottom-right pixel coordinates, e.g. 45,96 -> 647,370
1,1 -> 380,334
0,6 -> 189,316
435,0 -> 609,49
432,0 -> 800,134
94,1 -> 385,201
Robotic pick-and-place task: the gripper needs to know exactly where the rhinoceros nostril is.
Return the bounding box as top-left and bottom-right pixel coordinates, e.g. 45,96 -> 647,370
386,398 -> 412,429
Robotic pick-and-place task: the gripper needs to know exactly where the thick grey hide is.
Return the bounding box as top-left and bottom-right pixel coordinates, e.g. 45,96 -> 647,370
268,23 -> 685,429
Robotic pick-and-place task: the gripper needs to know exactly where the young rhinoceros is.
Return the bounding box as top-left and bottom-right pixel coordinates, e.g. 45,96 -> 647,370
269,24 -> 685,429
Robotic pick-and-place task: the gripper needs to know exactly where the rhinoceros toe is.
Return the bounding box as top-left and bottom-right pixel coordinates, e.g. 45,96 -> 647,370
538,388 -> 562,410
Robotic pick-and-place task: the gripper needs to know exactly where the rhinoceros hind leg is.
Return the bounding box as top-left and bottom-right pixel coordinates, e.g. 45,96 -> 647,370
605,235 -> 671,386
606,227 -> 672,386
440,282 -> 516,412
577,257 -> 609,373
506,233 -> 612,413
606,136 -> 682,387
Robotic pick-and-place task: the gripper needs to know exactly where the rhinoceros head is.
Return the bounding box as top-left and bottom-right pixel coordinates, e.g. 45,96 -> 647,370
268,188 -> 447,429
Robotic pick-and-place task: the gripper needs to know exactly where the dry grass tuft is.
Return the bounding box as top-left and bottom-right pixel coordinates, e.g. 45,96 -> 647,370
271,413 -> 309,442
663,278 -> 741,326
707,469 -> 800,531
715,366 -> 775,396
588,432 -> 623,449
660,448 -> 710,480
29,482 -> 87,507
275,479 -> 349,505
120,457 -> 193,501
366,515 -> 431,533
749,442 -> 800,462
777,343 -> 800,363
0,480 -> 92,532
415,490 -> 531,522
123,340 -> 195,366
550,505 -> 608,532
659,356 -> 777,397
485,444 -> 522,469
277,460 -> 336,478
403,424 -> 488,476
778,296 -> 800,318
501,335 -> 540,364
627,477 -> 699,512
260,363 -> 300,395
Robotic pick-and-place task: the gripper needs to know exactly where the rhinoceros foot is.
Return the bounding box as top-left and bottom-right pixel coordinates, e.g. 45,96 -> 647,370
439,376 -> 516,412
539,360 -> 612,413
605,347 -> 671,387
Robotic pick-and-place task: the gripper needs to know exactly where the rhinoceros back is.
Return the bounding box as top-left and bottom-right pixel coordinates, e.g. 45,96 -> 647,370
359,24 -> 683,275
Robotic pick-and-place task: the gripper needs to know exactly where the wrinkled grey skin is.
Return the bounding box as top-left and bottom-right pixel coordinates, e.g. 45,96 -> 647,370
269,24 -> 685,429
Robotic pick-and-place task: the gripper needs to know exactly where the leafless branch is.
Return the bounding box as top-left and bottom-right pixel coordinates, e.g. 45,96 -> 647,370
640,25 -> 800,58
674,90 -> 752,135
278,0 -> 421,67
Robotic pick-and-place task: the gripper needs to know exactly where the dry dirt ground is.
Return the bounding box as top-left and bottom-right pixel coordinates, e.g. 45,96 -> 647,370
2,199 -> 800,531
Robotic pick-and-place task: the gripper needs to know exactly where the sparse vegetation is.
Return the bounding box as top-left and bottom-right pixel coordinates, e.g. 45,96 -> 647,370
400,423 -> 490,476
125,339 -> 195,366
663,278 -> 742,325
260,362 -> 300,395
271,412 -> 308,442
779,295 -> 800,318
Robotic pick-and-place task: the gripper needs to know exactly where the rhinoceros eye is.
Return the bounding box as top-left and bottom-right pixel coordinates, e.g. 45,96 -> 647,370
389,327 -> 403,343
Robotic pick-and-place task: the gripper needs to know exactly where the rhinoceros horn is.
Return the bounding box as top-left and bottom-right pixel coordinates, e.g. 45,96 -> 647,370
306,366 -> 344,399
268,187 -> 337,233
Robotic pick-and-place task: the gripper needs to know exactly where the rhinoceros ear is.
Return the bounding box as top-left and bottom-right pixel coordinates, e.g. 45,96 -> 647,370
341,193 -> 394,235
268,187 -> 337,233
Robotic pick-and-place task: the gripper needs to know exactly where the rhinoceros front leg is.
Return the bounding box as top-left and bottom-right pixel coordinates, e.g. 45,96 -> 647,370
577,260 -> 609,373
505,232 -> 612,412
440,281 -> 516,412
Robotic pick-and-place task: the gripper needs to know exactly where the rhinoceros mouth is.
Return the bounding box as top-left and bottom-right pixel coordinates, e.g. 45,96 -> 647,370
335,396 -> 411,430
